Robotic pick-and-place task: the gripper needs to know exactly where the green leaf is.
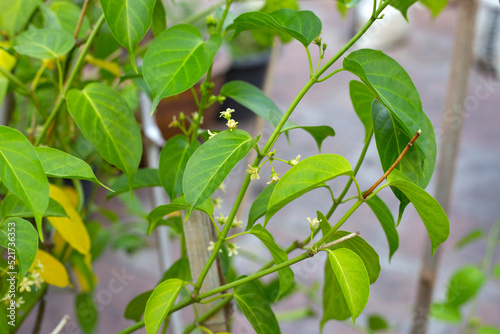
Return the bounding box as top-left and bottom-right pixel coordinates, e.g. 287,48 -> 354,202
327,248 -> 370,325
160,257 -> 191,283
478,326 -> 500,334
144,279 -> 184,334
183,129 -> 259,218
325,231 -> 380,284
66,83 -> 142,189
430,302 -> 461,324
143,24 -> 222,112
446,265 -> 486,307
50,1 -> 91,39
0,78 -> 8,108
366,195 -> 399,260
247,182 -> 277,230
265,154 -> 352,224
494,265 -> 500,280
281,125 -> 335,151
86,221 -> 110,261
14,28 -> 75,59
390,0 -> 418,20
1,193 -> 66,219
151,0 -> 166,37
344,49 -> 436,192
107,168 -> 160,199
0,0 -> 40,36
367,314 -> 389,330
250,225 -> 294,300
148,196 -> 214,234
125,290 -> 153,322
36,147 -> 110,190
387,175 -> 450,255
349,80 -> 375,142
455,228 -> 485,250
0,126 -> 49,240
159,135 -> 200,201
234,278 -> 281,334
75,293 -> 98,334
317,211 -> 332,237
338,0 -> 362,8
419,0 -> 448,16
232,9 -> 322,47
100,0 -> 156,71
0,217 -> 38,280
320,259 -> 350,331
220,81 -> 334,150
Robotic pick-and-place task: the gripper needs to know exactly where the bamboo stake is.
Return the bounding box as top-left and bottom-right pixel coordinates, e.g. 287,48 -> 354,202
410,1 -> 479,332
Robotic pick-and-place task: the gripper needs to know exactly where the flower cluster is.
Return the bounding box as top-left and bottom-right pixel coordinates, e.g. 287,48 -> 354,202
19,261 -> 45,293
220,108 -> 238,131
246,165 -> 260,180
307,217 -> 321,231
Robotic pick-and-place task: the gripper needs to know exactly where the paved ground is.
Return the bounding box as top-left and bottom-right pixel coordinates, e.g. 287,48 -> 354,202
23,2 -> 500,333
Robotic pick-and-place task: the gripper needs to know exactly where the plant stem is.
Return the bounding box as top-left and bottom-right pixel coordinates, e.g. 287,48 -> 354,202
363,129 -> 421,199
32,295 -> 46,334
182,296 -> 235,333
0,65 -> 30,94
74,0 -> 91,39
34,14 -> 105,147
319,231 -> 359,250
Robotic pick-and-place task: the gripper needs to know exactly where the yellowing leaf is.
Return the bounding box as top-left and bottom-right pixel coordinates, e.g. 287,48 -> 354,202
53,231 -> 72,261
0,49 -> 16,73
48,184 -> 90,255
30,249 -> 70,288
62,185 -> 78,208
85,54 -> 121,77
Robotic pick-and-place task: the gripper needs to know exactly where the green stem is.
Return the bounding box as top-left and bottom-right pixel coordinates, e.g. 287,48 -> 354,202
305,46 -> 314,76
56,59 -> 64,94
0,66 -> 30,95
182,296 -> 230,333
317,67 -> 345,83
198,293 -> 233,304
34,15 -> 105,147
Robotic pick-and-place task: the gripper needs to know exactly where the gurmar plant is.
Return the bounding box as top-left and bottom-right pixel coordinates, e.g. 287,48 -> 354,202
0,0 -> 450,333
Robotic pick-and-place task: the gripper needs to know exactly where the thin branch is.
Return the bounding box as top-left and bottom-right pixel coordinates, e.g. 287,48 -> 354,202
319,231 -> 360,250
50,315 -> 70,334
74,0 -> 92,39
363,129 -> 421,199
32,295 -> 46,334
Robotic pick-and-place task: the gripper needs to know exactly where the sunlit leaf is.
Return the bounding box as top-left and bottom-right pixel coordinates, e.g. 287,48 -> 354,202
31,249 -> 70,287
14,28 -> 74,59
144,279 -> 184,334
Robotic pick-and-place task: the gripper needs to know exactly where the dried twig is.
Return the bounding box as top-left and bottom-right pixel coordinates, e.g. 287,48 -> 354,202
50,315 -> 70,334
319,231 -> 360,250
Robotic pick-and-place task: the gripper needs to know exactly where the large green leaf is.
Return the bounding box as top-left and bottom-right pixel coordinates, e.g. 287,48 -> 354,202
14,28 -> 75,59
232,9 -> 322,47
107,168 -> 160,199
144,279 -> 184,334
327,248 -> 370,325
0,0 -> 40,36
35,147 -> 110,190
0,217 -> 38,280
148,196 -> 214,234
234,278 -> 281,334
366,195 -> 399,260
100,0 -> 156,71
420,0 -> 448,16
1,193 -> 66,219
344,49 -> 436,185
387,173 -> 450,255
159,135 -> 200,201
0,126 -> 49,240
265,154 -> 352,224
143,24 -> 222,112
76,293 -> 98,334
66,83 -> 142,189
446,265 -> 486,308
320,259 -> 350,331
349,80 -> 375,142
151,0 -> 166,37
390,0 -> 418,20
250,225 -> 294,300
49,1 -> 91,39
281,125 -> 335,152
325,231 -> 380,284
183,129 -> 259,218
247,182 -> 277,230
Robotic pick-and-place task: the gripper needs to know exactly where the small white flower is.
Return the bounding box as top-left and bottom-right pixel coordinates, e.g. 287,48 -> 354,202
19,277 -> 33,293
213,197 -> 223,209
226,119 -> 238,131
207,129 -> 217,139
220,108 -> 235,120
227,243 -> 240,257
168,115 -> 179,128
30,271 -> 44,289
207,241 -> 222,253
246,165 -> 260,180
218,182 -> 226,192
34,260 -> 44,272
15,297 -> 24,309
1,293 -> 12,304
289,154 -> 301,166
267,172 -> 280,184
231,218 -> 244,229
216,213 -> 227,225
307,217 -> 321,231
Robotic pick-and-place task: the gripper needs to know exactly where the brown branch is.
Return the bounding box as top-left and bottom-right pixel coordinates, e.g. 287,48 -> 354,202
363,129 -> 422,199
319,231 -> 360,250
74,0 -> 91,39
